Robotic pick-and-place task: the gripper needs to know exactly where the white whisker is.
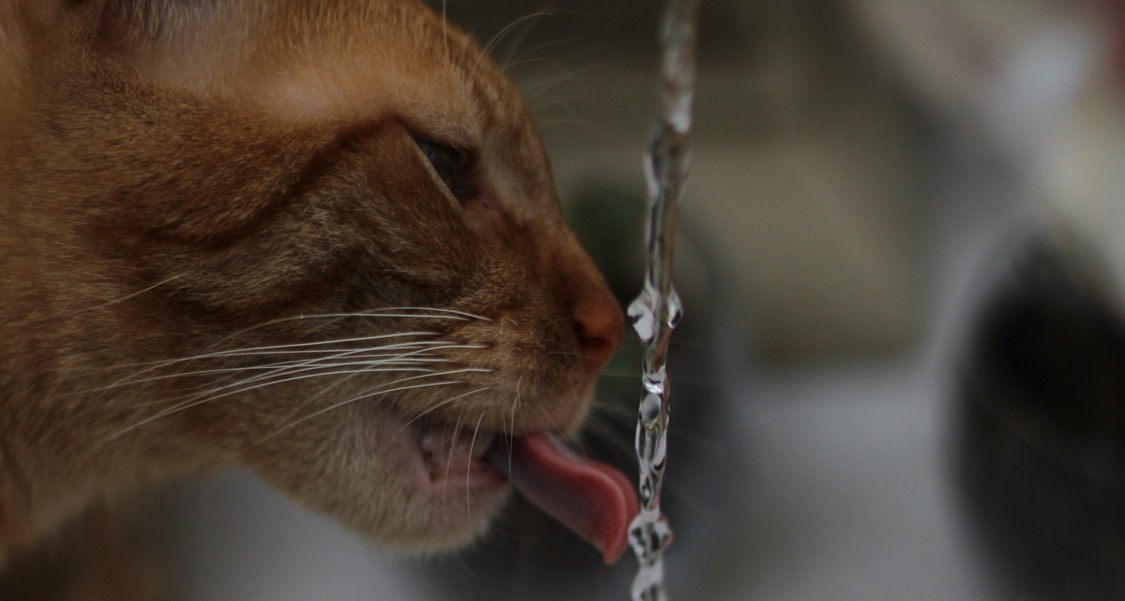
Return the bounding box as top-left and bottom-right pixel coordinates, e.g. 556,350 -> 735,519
368,307 -> 493,322
102,332 -> 444,387
161,362 -> 488,414
281,312 -> 472,322
158,307 -> 484,365
442,0 -> 449,63
100,367 -> 436,444
444,417 -> 464,494
467,413 -> 484,520
94,342 -> 454,402
104,344 -> 451,394
208,307 -> 491,340
357,386 -> 495,481
532,404 -> 574,452
470,8 -> 557,80
105,361 -> 487,447
582,412 -> 635,461
263,380 -> 469,446
111,337 -> 484,395
509,375 -> 524,475
170,332 -> 445,361
84,272 -> 188,311
387,387 -> 494,441
501,35 -> 582,75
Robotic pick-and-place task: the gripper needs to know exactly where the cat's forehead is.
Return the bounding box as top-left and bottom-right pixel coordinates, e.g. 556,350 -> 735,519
123,1 -> 526,141
242,2 -> 525,144
256,43 -> 510,142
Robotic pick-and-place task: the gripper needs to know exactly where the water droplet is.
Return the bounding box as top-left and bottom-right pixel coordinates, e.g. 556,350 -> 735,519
629,296 -> 656,343
627,2 -> 699,600
666,289 -> 683,328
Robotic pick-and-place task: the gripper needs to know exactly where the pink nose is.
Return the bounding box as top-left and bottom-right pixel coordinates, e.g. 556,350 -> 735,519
571,286 -> 625,377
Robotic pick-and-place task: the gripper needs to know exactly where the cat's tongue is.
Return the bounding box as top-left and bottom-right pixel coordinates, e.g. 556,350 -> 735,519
486,433 -> 638,564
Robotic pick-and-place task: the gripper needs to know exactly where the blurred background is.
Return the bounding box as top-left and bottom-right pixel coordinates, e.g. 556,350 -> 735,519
144,1 -> 1125,599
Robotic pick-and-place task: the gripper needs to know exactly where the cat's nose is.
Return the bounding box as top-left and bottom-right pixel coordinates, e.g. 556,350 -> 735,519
572,284 -> 625,377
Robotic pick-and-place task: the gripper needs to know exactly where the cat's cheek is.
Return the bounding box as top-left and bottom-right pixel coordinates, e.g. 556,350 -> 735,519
242,403 -> 512,553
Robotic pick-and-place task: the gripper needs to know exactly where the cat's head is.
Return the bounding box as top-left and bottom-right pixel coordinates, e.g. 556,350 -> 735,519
0,0 -> 625,556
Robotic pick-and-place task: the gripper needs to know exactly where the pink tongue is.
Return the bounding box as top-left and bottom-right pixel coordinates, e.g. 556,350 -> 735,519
486,433 -> 639,564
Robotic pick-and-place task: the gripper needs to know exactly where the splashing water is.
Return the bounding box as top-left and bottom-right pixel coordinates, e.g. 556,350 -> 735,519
627,1 -> 700,600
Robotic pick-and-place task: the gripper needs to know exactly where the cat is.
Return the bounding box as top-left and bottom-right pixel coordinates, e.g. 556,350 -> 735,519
0,0 -> 637,588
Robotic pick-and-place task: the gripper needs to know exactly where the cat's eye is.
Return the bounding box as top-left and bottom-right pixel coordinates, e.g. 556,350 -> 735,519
415,139 -> 468,198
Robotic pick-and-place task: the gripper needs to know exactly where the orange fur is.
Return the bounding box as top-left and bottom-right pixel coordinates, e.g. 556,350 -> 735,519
0,0 -> 623,579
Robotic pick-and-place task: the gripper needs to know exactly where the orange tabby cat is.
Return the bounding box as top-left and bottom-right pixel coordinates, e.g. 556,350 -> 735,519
0,0 -> 635,585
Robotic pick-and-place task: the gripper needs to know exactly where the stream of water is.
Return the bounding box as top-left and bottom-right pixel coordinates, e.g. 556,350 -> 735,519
626,1 -> 701,600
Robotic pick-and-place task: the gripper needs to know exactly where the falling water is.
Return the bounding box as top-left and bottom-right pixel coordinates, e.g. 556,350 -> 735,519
626,1 -> 701,600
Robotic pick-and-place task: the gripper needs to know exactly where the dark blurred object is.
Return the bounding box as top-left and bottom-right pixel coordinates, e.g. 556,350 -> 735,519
414,185 -> 747,600
955,238 -> 1125,600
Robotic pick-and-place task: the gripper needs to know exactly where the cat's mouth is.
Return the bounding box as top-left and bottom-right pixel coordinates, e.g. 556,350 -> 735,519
417,424 -> 504,489
411,421 -> 638,564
